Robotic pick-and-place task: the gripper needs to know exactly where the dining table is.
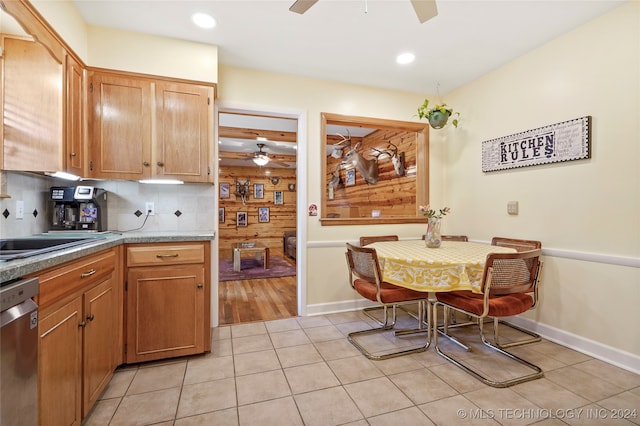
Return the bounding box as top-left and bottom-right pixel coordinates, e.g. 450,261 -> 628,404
368,239 -> 517,294
367,239 -> 519,352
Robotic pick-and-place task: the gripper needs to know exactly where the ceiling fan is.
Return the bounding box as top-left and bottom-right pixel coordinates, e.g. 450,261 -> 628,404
289,0 -> 438,24
244,143 -> 292,167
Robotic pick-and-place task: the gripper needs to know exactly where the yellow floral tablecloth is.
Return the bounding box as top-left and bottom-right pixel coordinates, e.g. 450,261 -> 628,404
368,240 -> 516,293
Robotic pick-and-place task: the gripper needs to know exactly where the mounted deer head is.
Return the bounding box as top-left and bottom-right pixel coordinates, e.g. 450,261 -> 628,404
342,142 -> 381,184
235,178 -> 251,205
385,142 -> 405,177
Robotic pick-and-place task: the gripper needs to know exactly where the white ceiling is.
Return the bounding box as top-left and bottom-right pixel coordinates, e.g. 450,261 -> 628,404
71,0 -> 625,94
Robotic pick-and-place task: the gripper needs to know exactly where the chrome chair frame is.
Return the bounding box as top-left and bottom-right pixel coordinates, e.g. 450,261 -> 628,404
345,243 -> 431,360
434,249 -> 544,387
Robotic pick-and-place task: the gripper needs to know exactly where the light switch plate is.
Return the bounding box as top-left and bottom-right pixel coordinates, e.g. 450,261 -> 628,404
507,201 -> 519,215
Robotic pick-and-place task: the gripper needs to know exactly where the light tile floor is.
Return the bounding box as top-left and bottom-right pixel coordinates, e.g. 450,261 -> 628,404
84,310 -> 640,426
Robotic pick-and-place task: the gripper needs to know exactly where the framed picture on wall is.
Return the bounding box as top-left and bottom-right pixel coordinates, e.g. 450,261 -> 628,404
345,169 -> 356,186
220,183 -> 230,199
258,207 -> 270,223
236,211 -> 247,227
254,183 -> 264,199
219,207 -> 225,223
274,191 -> 284,205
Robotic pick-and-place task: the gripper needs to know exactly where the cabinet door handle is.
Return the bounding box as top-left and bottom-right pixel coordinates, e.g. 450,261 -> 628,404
78,321 -> 86,328
86,314 -> 95,321
156,254 -> 179,258
157,161 -> 164,167
197,283 -> 203,289
70,152 -> 77,157
143,161 -> 150,167
80,269 -> 96,278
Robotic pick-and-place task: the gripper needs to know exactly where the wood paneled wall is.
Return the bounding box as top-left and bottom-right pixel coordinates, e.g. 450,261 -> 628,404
326,129 -> 417,218
218,166 -> 296,253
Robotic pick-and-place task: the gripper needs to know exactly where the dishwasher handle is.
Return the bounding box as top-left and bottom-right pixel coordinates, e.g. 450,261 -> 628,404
0,297 -> 38,329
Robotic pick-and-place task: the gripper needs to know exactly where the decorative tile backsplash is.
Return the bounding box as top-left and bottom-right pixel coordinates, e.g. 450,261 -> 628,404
0,172 -> 215,238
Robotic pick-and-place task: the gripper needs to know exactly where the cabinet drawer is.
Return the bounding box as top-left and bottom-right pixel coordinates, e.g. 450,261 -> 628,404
126,243 -> 205,267
36,248 -> 117,310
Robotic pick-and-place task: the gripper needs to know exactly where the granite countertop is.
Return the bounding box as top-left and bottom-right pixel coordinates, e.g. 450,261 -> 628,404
0,231 -> 215,283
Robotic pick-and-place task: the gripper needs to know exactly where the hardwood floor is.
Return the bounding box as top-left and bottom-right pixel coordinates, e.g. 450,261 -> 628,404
218,249 -> 297,325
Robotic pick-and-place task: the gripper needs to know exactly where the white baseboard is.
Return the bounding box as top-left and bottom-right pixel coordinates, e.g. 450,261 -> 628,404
306,300 -> 640,375
305,298 -> 378,316
505,316 -> 640,375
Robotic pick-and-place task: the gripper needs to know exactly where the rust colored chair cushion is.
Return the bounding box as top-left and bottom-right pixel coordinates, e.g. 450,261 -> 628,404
354,279 -> 425,303
436,291 -> 533,317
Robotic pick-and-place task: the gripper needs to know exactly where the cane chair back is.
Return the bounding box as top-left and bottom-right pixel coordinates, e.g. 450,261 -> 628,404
421,235 -> 469,242
359,235 -> 399,247
443,235 -> 469,242
489,237 -> 543,347
491,237 -> 541,252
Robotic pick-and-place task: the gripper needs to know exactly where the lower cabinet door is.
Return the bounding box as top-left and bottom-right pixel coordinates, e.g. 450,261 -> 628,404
126,265 -> 205,363
39,297 -> 83,426
83,276 -> 116,415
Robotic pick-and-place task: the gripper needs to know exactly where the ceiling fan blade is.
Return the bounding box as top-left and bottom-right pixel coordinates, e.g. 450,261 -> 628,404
410,0 -> 438,24
289,0 -> 319,14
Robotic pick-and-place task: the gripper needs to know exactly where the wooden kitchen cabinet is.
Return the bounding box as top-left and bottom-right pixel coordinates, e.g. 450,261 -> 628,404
1,35 -> 63,172
64,54 -> 87,177
38,295 -> 83,426
154,81 -> 213,182
1,32 -> 89,176
34,247 -> 122,424
125,242 -> 211,363
88,70 -> 214,182
87,72 -> 152,180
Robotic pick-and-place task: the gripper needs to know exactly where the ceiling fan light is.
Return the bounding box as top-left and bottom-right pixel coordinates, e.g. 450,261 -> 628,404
253,155 -> 270,166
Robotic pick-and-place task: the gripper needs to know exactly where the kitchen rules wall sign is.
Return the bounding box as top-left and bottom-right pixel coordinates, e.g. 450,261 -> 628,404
482,116 -> 591,172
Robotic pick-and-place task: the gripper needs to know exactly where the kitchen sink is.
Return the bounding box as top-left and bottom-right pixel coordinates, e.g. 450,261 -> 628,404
0,237 -> 104,261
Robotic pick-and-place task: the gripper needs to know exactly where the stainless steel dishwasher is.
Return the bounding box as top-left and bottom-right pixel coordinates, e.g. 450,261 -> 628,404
1,277 -> 39,426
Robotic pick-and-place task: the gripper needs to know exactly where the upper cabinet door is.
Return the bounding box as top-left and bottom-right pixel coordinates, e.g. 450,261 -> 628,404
154,82 -> 213,183
65,54 -> 85,176
88,72 -> 152,180
2,36 -> 63,172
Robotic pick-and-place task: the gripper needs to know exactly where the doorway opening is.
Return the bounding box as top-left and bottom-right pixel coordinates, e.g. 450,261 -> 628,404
216,108 -> 299,325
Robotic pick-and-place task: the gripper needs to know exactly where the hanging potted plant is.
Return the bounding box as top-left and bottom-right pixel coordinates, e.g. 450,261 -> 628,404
417,99 -> 460,129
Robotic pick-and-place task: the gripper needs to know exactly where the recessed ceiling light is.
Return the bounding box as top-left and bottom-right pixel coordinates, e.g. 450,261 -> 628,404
396,52 -> 415,65
192,13 -> 216,29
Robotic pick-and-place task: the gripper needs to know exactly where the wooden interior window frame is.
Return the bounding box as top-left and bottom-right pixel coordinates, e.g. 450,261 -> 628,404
320,112 -> 429,226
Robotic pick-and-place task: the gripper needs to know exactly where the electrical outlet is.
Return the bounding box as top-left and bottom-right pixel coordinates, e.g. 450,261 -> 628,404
16,200 -> 24,219
507,201 -> 519,215
145,202 -> 155,216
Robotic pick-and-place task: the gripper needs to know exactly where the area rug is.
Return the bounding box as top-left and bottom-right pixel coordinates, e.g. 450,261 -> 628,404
219,255 -> 296,282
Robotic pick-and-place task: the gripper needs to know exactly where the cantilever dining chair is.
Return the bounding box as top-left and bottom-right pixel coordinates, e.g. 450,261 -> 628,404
345,243 -> 431,360
491,237 -> 543,348
434,249 -> 544,387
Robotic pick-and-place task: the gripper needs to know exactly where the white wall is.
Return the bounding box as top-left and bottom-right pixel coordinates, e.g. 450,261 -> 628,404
444,2 -> 639,366
31,0 -> 88,59
87,26 -> 217,83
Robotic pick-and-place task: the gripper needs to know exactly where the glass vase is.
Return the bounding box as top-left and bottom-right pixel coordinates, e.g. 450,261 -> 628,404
425,217 -> 442,248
